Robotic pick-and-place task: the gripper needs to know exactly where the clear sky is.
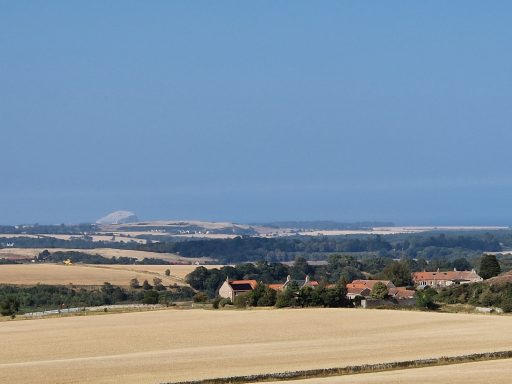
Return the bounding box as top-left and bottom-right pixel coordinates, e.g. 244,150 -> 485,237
1,1 -> 511,225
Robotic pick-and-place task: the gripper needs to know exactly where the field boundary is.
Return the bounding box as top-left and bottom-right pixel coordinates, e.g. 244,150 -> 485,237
165,350 -> 512,384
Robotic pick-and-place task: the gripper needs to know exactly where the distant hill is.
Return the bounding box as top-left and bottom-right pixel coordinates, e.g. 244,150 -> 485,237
253,221 -> 395,230
96,211 -> 139,225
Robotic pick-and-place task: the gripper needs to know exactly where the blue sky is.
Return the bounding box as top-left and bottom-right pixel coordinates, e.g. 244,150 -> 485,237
1,1 -> 511,225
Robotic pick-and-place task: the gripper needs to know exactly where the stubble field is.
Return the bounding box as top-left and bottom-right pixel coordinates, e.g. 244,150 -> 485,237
0,247 -> 211,263
1,308 -> 512,384
268,359 -> 512,384
0,264 -> 221,286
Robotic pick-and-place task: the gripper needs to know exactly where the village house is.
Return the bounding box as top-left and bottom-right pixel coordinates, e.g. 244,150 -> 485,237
268,275 -> 319,291
346,286 -> 371,299
218,278 -> 258,302
412,269 -> 483,289
388,287 -> 416,299
345,280 -> 395,299
345,280 -> 415,300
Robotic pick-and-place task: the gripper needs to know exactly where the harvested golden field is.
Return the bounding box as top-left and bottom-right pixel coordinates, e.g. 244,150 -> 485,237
0,247 -> 210,263
0,264 -> 188,286
103,264 -> 226,280
2,309 -> 512,384
0,264 -> 223,286
268,359 -> 512,384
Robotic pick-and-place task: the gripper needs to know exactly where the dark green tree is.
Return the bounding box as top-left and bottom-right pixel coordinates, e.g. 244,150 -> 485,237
322,283 -> 352,308
290,256 -> 313,279
382,260 -> 412,286
142,290 -> 159,304
479,254 -> 501,279
142,280 -> 152,290
192,292 -> 208,303
0,295 -> 20,318
415,287 -> 439,310
256,286 -> 277,307
297,286 -> 315,307
233,293 -> 249,308
371,282 -> 388,299
275,287 -> 295,308
451,258 -> 472,271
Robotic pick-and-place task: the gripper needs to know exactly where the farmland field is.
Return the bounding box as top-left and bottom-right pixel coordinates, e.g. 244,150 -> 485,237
0,264 -> 210,286
0,247 -> 211,263
1,308 -> 512,384
268,359 -> 512,384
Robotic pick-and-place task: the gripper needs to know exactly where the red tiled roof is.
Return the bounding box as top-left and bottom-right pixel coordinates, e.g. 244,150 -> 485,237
347,287 -> 371,296
412,271 -> 481,282
389,287 -> 415,299
268,283 -> 284,291
228,280 -> 258,291
347,280 -> 394,290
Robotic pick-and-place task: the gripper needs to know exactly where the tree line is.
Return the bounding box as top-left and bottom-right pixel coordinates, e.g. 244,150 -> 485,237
2,232 -> 506,265
35,250 -> 170,265
0,282 -> 195,318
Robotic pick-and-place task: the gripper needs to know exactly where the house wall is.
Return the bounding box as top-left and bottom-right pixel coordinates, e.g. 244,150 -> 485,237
361,298 -> 416,309
218,281 -> 234,302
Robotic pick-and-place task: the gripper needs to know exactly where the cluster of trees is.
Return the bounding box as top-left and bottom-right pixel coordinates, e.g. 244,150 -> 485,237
0,236 -> 142,250
2,231 -> 506,265
35,250 -> 170,265
185,253 -> 491,300
0,282 -> 195,317
128,277 -> 195,303
436,282 -> 512,312
392,233 -> 502,261
227,282 -> 352,309
0,259 -> 20,265
0,223 -> 96,235
186,262 -> 290,298
0,283 -> 132,316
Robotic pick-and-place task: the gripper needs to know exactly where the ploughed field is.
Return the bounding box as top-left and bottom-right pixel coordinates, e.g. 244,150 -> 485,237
2,308 -> 512,384
0,264 -> 221,286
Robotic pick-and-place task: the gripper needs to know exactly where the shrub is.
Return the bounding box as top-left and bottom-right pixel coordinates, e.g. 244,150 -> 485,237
219,298 -> 232,307
142,280 -> 152,290
275,288 -> 295,308
142,290 -> 159,304
233,293 -> 249,308
212,297 -> 221,309
0,295 -> 20,318
500,296 -> 512,313
415,287 -> 439,310
371,282 -> 388,299
193,292 -> 208,303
